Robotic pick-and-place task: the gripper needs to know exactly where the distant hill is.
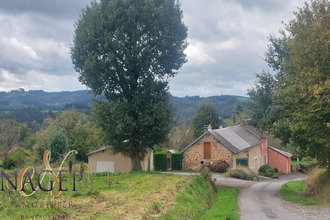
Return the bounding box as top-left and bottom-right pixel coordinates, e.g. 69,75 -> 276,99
0,89 -> 94,109
171,95 -> 250,123
0,89 -> 250,123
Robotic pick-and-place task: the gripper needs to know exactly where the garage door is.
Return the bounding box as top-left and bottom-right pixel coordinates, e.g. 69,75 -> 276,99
97,161 -> 115,173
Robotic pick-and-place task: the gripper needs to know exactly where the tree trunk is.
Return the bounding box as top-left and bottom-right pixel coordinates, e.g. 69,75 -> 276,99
131,153 -> 142,172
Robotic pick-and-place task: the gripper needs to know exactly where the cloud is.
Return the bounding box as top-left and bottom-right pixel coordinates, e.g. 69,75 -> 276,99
169,0 -> 302,97
0,0 -> 304,97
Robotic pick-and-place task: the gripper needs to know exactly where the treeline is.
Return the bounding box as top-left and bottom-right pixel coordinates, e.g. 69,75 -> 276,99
0,109 -> 107,169
170,95 -> 250,123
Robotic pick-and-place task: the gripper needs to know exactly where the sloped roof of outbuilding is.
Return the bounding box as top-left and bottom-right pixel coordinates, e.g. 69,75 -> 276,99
268,146 -> 292,158
181,124 -> 262,154
86,146 -> 112,156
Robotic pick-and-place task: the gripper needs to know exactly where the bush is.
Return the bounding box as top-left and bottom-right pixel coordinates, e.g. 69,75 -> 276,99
258,164 -> 274,177
209,160 -> 230,173
200,169 -> 217,192
153,152 -> 167,171
304,167 -> 330,202
228,166 -> 258,181
2,156 -> 15,170
299,163 -> 318,172
171,153 -> 182,170
9,149 -> 29,168
236,158 -> 248,166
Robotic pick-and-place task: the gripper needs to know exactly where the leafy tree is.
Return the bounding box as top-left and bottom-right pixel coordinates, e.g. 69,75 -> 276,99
168,120 -> 195,151
33,109 -> 106,162
191,100 -> 221,138
247,72 -> 277,130
71,0 -> 187,171
275,0 -> 329,170
249,0 -> 330,171
0,120 -> 30,154
46,129 -> 69,161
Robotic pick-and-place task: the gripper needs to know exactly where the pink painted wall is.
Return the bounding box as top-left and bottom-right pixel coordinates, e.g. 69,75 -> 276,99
267,147 -> 291,174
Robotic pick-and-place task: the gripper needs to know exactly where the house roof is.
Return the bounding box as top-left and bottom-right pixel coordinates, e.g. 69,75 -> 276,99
268,146 -> 292,158
86,146 -> 112,156
181,124 -> 262,154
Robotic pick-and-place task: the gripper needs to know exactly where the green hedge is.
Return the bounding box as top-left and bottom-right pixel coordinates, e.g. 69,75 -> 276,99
236,158 -> 248,167
154,152 -> 167,171
171,153 -> 182,170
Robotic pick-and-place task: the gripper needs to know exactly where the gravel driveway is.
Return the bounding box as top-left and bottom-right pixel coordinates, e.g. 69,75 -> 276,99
166,172 -> 330,220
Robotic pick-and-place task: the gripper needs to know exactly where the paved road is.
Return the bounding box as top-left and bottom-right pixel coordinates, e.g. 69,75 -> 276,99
239,175 -> 306,220
166,172 -> 313,220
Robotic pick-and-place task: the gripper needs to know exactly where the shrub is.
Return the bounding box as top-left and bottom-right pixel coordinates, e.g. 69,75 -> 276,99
171,153 -> 182,170
200,169 -> 217,192
209,160 -> 230,173
299,163 -> 318,172
228,166 -> 258,181
304,167 -> 330,202
236,158 -> 248,166
2,156 -> 15,170
258,164 -> 274,177
9,149 -> 28,167
153,152 -> 167,171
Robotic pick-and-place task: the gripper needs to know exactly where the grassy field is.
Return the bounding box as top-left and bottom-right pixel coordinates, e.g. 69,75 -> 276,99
280,180 -> 321,206
200,187 -> 240,220
0,171 -> 221,219
0,172 -> 191,219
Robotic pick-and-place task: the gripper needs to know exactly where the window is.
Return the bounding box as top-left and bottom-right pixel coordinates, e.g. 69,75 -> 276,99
203,142 -> 212,159
254,157 -> 258,168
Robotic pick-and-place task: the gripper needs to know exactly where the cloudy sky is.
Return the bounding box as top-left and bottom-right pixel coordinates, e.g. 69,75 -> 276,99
0,0 -> 303,97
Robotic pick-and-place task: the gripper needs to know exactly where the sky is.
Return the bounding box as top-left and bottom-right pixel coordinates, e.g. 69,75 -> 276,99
0,0 -> 303,97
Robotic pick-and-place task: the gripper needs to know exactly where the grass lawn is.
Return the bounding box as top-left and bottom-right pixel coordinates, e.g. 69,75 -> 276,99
200,187 -> 240,220
0,172 -> 193,219
280,180 -> 321,206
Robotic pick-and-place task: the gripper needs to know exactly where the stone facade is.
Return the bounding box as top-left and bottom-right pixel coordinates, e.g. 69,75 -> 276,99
182,134 -> 264,172
182,134 -> 234,170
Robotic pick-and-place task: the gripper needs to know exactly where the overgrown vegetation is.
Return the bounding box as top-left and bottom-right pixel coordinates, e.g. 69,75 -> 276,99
227,166 -> 259,181
201,187 -> 240,220
160,171 -> 217,219
0,171 -> 192,219
303,167 -> 330,203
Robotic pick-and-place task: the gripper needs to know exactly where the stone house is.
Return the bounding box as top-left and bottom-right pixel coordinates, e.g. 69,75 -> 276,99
181,124 -> 291,173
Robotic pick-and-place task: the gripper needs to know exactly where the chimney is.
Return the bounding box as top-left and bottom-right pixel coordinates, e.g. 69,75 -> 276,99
203,125 -> 208,133
208,124 -> 212,131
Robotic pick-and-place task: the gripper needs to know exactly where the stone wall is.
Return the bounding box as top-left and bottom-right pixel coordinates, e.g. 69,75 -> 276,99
182,134 -> 233,170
